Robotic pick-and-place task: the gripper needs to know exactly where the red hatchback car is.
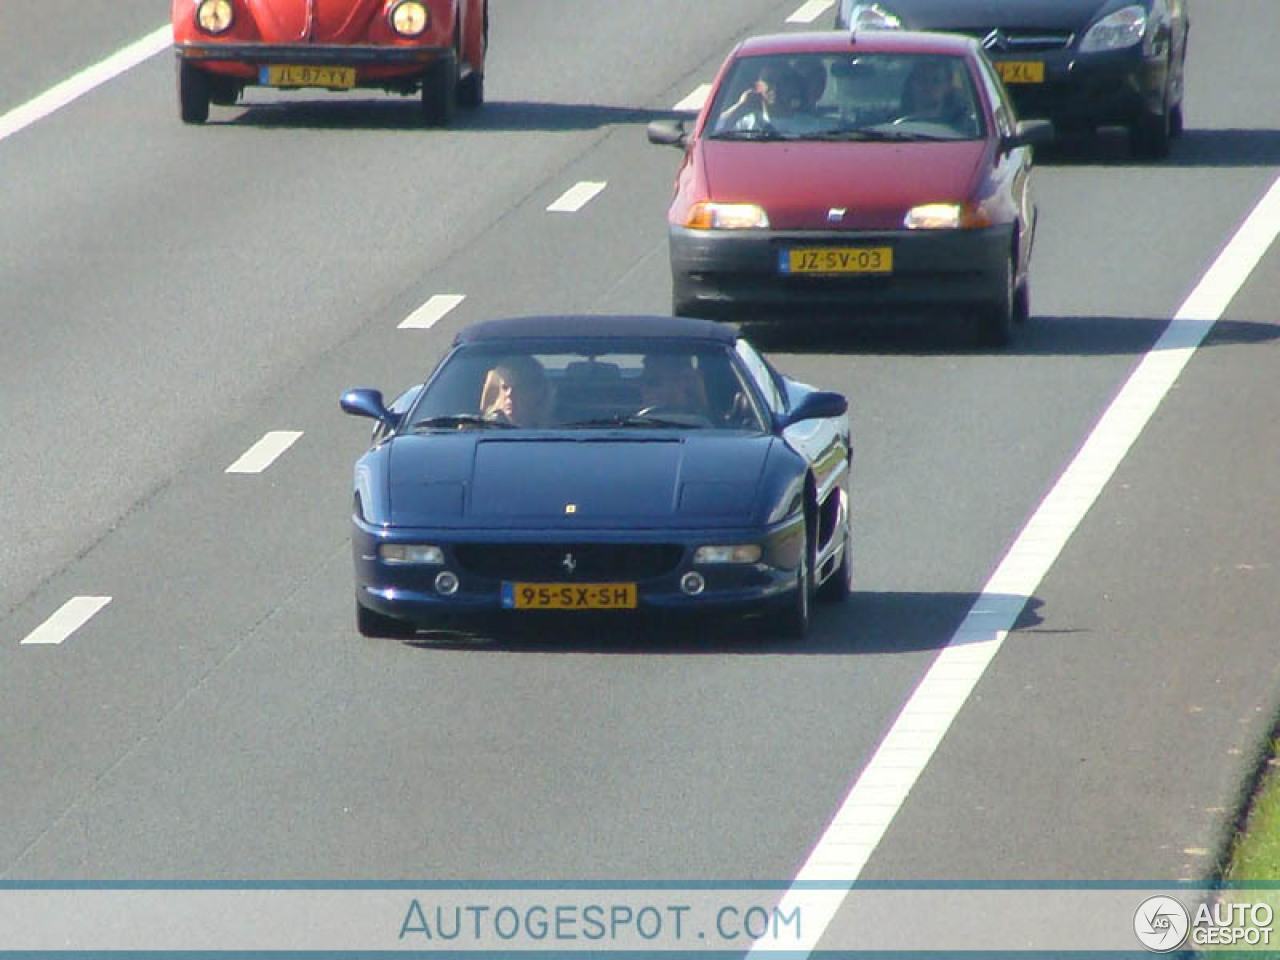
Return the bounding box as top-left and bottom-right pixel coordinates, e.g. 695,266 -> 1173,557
648,30 -> 1051,345
172,0 -> 487,125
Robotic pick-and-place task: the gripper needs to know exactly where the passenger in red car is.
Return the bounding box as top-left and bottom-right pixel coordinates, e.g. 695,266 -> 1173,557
717,64 -> 822,135
480,358 -> 552,427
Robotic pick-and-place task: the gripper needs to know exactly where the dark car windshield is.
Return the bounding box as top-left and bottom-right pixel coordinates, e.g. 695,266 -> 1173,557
707,51 -> 985,141
403,339 -> 768,432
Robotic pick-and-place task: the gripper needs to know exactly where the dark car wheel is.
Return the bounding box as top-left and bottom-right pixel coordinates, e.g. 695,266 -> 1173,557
1013,279 -> 1030,325
356,601 -> 417,639
178,61 -> 211,125
1130,74 -> 1173,160
771,529 -> 813,640
974,254 -> 1015,347
816,519 -> 852,603
457,69 -> 484,108
421,55 -> 458,127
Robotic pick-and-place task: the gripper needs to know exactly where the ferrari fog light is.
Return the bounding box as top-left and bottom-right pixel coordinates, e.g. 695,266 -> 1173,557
680,572 -> 706,596
904,202 -> 991,230
1079,5 -> 1147,53
195,0 -> 234,34
693,544 -> 763,564
379,543 -> 444,565
434,570 -> 460,596
390,0 -> 429,37
684,203 -> 770,230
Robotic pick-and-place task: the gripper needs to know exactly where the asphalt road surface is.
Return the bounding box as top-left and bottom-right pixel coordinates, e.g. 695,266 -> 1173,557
2,0 -> 1279,952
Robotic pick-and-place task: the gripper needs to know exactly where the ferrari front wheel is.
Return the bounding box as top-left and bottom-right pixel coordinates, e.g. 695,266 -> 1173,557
178,61 -> 210,125
356,601 -> 416,639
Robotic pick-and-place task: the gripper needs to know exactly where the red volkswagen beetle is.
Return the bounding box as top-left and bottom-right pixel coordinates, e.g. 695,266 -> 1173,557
171,0 -> 487,125
648,30 -> 1052,346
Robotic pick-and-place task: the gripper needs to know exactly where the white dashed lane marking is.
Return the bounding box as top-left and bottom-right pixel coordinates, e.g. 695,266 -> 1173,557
673,85 -> 711,112
22,597 -> 112,645
0,26 -> 169,143
787,0 -> 836,24
225,431 -> 303,474
752,173 -> 1280,957
547,181 -> 607,213
399,294 -> 466,330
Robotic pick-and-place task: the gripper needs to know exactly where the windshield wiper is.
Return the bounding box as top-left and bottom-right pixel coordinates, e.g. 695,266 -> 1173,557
409,414 -> 516,431
565,414 -> 704,429
856,127 -> 957,142
709,128 -> 794,141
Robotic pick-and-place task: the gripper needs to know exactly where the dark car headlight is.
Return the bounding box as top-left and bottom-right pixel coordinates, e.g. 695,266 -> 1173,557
1079,5 -> 1148,53
195,0 -> 234,34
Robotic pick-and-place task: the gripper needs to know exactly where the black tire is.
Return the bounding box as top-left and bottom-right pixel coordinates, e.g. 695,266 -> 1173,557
816,514 -> 852,603
421,55 -> 457,127
457,69 -> 484,108
771,526 -> 812,639
1130,73 -> 1172,160
356,601 -> 416,638
1013,279 -> 1030,325
974,254 -> 1014,347
1170,100 -> 1185,138
178,60 -> 211,125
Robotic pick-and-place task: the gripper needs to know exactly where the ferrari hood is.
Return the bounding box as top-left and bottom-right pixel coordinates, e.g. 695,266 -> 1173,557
244,0 -> 382,43
386,434 -> 776,529
700,139 -> 987,231
882,0 -> 1113,32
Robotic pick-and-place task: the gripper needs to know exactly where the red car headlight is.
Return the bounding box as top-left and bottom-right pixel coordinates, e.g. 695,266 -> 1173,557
194,0 -> 234,34
389,0 -> 430,37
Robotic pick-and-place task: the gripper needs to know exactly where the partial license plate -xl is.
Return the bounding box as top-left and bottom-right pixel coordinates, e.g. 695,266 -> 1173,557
780,247 -> 892,275
501,583 -> 638,610
995,61 -> 1045,84
260,64 -> 356,88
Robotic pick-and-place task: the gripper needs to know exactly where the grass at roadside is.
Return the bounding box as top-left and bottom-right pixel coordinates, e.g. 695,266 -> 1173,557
1212,750 -> 1280,953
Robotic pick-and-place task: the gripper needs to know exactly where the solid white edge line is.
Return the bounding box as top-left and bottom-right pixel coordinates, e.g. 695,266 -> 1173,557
787,0 -> 837,24
673,85 -> 711,113
21,597 -> 112,646
399,294 -> 466,330
225,431 -> 304,474
751,175 -> 1280,956
546,181 -> 607,213
0,26 -> 171,143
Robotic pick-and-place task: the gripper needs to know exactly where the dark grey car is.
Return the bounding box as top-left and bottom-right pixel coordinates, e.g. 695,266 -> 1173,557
835,0 -> 1190,159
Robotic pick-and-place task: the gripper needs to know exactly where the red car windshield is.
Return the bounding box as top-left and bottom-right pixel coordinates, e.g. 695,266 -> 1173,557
708,52 -> 985,141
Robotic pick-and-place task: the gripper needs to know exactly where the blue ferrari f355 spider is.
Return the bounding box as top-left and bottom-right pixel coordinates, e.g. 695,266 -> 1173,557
340,315 -> 852,639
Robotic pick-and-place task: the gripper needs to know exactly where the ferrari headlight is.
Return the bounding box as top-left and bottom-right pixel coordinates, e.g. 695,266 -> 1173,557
380,543 -> 444,565
389,0 -> 430,37
844,3 -> 903,30
904,202 -> 992,229
195,0 -> 234,34
684,202 -> 770,230
694,544 -> 763,564
1079,5 -> 1147,53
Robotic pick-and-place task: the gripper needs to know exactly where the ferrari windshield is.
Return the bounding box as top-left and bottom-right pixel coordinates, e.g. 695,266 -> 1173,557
708,51 -> 985,141
404,339 -> 768,432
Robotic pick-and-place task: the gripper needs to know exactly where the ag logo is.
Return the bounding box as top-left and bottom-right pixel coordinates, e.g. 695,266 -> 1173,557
1134,895 -> 1189,952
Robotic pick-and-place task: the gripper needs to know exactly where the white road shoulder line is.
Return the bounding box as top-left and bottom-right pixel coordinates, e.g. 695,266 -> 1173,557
787,0 -> 836,24
225,431 -> 303,474
399,294 -> 465,330
22,597 -> 112,645
757,175 -> 1280,956
547,181 -> 607,213
673,85 -> 711,113
0,26 -> 170,144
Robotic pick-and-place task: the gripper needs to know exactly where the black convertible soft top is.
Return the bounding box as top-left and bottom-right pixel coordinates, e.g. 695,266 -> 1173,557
455,314 -> 738,345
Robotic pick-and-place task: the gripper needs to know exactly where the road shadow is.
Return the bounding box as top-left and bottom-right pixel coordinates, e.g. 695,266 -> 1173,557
1035,126 -> 1280,169
224,97 -> 676,132
736,313 -> 1280,358
394,591 -> 1043,656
